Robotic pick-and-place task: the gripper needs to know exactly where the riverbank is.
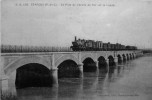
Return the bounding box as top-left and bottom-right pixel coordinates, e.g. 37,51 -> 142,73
143,53 -> 152,56
1,92 -> 17,100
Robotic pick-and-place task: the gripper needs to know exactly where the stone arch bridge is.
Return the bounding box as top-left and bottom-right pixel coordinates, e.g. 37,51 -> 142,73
0,50 -> 143,91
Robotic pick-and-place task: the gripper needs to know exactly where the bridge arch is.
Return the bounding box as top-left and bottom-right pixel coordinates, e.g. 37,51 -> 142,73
98,56 -> 107,69
16,63 -> 52,88
108,55 -> 115,66
58,60 -> 80,78
82,57 -> 96,72
4,56 -> 51,76
129,53 -> 132,59
122,54 -> 126,62
117,54 -> 122,63
55,55 -> 79,68
126,54 -> 129,60
81,54 -> 96,63
132,53 -> 135,58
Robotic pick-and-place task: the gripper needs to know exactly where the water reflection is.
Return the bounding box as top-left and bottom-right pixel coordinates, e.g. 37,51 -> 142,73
17,87 -> 58,100
3,56 -> 152,100
16,62 -> 132,100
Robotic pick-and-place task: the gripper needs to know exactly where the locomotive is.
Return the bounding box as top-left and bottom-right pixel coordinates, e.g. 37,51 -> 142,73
70,36 -> 137,51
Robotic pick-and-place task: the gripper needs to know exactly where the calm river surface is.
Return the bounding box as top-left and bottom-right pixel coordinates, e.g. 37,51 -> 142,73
16,55 -> 152,100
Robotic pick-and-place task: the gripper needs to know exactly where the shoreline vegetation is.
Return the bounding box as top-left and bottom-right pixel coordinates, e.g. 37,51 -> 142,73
142,49 -> 152,54
1,92 -> 17,100
142,49 -> 152,56
144,53 -> 152,56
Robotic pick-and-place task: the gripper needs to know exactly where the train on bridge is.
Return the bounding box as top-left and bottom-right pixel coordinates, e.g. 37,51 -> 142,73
71,36 -> 137,51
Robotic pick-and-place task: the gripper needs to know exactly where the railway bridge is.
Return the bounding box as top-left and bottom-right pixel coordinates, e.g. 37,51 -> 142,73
0,50 -> 143,92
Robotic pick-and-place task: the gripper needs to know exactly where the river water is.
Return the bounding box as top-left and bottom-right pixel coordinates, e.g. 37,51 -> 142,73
15,55 -> 152,100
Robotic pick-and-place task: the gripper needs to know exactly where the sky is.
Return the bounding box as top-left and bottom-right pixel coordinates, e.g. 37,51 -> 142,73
1,0 -> 152,49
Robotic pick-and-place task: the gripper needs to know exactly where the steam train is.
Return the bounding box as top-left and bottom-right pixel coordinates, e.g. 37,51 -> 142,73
70,36 -> 137,51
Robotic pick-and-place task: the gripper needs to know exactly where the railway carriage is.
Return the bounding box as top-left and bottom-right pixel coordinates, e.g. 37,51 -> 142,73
70,36 -> 137,51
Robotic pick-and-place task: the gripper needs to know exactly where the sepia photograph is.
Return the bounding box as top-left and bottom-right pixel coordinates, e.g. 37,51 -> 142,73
1,0 -> 152,100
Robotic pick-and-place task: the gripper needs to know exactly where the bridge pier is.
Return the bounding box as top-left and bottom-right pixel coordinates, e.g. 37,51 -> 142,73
8,71 -> 16,95
95,60 -> 99,76
1,71 -> 17,96
78,63 -> 83,78
1,57 -> 16,95
114,57 -> 118,66
51,68 -> 58,87
78,53 -> 83,78
1,75 -> 9,91
51,54 -> 58,87
105,59 -> 109,72
95,60 -> 99,68
120,57 -> 123,63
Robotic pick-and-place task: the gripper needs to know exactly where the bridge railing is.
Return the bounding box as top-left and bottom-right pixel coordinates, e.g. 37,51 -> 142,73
1,45 -> 72,53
